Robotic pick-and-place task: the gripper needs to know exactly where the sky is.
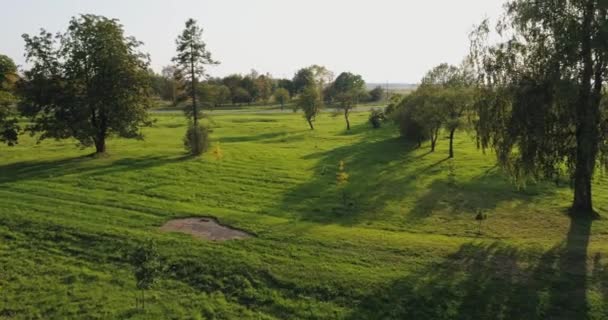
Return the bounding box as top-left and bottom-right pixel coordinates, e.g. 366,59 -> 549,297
0,0 -> 507,83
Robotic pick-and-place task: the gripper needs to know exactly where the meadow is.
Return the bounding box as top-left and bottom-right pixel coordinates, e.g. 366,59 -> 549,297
1,110 -> 608,319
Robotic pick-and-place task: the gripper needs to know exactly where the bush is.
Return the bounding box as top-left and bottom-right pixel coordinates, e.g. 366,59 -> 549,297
394,105 -> 428,147
368,108 -> 386,129
184,124 -> 210,156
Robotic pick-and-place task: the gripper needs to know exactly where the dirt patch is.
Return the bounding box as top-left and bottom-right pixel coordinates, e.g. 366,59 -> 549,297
160,217 -> 252,241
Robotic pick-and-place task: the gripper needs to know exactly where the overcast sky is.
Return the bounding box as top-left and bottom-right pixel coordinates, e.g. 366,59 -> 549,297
0,0 -> 507,83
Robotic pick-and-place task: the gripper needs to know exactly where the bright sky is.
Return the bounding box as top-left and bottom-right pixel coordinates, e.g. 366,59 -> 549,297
0,0 -> 507,83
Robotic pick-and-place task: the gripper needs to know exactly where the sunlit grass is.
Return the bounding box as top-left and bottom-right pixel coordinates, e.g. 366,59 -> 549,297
1,111 -> 608,319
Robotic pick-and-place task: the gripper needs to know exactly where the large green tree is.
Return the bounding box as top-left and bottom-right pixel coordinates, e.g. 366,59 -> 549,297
19,15 -> 152,154
471,0 -> 608,215
173,18 -> 218,125
332,72 -> 366,130
0,54 -> 20,146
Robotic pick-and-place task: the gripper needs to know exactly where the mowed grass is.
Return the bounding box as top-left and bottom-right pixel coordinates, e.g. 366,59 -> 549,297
2,111 -> 608,319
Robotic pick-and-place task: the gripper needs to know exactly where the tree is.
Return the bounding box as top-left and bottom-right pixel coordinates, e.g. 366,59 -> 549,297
254,73 -> 273,104
214,84 -> 231,108
130,239 -> 162,310
369,86 -> 384,102
292,68 -> 315,94
277,78 -> 294,96
470,0 -> 608,215
19,15 -> 152,154
420,63 -> 474,158
173,18 -> 218,125
393,89 -> 442,149
232,87 -> 252,104
0,54 -> 19,146
273,87 -> 290,110
332,72 -> 366,130
296,85 -> 322,130
161,65 -> 181,105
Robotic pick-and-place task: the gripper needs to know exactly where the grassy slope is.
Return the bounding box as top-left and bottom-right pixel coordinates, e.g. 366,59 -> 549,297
1,112 -> 608,319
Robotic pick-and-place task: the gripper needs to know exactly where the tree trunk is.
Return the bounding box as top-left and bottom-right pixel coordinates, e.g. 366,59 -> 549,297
430,127 -> 439,152
190,47 -> 198,126
448,128 -> 456,158
344,109 -> 350,130
94,137 -> 106,154
307,118 -> 314,130
572,0 -> 598,215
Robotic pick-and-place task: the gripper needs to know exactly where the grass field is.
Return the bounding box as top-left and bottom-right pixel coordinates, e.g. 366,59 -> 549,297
2,111 -> 608,319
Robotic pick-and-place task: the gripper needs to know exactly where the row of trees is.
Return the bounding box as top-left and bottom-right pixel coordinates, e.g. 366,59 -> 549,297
391,0 -> 608,216
148,65 -> 385,109
0,14 -> 381,159
393,63 -> 474,158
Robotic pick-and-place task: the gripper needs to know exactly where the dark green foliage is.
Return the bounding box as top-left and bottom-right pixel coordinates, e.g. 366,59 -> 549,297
18,15 -> 152,154
470,0 -> 608,214
393,96 -> 430,147
368,86 -> 384,102
332,72 -> 366,130
292,68 -> 316,94
184,123 -> 210,156
0,54 -> 19,146
368,108 -> 385,129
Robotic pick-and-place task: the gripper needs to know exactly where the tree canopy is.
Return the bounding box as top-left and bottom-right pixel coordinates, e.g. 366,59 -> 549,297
470,0 -> 608,214
18,15 -> 152,154
332,72 -> 366,130
0,54 -> 19,146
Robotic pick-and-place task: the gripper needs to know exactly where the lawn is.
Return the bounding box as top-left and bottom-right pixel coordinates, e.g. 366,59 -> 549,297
1,111 -> 608,319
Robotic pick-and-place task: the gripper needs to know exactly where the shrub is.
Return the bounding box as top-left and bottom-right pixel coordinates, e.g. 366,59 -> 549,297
184,124 -> 210,156
368,108 -> 386,129
394,105 -> 429,147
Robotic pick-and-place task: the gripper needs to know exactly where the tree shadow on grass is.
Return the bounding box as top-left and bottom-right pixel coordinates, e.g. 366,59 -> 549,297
276,123 -> 556,227
277,131 -> 420,225
348,217 -> 597,319
0,154 -> 191,185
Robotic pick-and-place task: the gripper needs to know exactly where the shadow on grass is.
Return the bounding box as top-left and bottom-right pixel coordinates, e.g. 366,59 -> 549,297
277,122 -> 555,226
348,217 -> 597,319
0,154 -> 191,184
277,128 -> 419,225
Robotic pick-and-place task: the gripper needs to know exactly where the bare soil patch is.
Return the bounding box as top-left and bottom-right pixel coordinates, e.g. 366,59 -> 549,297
160,217 -> 252,241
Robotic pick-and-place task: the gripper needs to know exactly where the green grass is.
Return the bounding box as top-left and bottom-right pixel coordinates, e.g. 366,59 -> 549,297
1,111 -> 608,319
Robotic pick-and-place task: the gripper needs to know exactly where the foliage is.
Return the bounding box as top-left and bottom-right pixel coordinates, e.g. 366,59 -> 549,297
232,87 -> 252,104
273,87 -> 290,109
469,0 -> 608,214
393,94 -> 431,147
173,18 -> 218,124
292,67 -> 315,94
419,63 -> 475,158
368,108 -> 386,129
369,86 -> 385,102
184,123 -> 210,156
332,72 -> 366,130
130,239 -> 162,310
295,85 -> 323,130
18,15 -> 152,154
0,54 -> 19,146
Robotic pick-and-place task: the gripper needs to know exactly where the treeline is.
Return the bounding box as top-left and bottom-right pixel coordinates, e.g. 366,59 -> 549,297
148,66 -> 385,109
